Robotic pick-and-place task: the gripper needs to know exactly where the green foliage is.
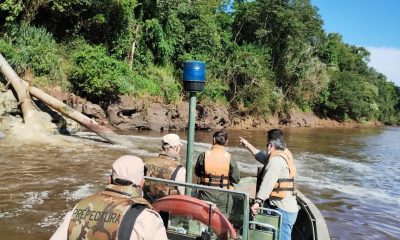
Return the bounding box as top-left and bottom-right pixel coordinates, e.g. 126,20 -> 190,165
0,38 -> 24,70
0,0 -> 398,124
139,65 -> 182,103
220,44 -> 277,115
69,43 -> 181,103
294,57 -> 330,111
319,33 -> 370,74
0,24 -> 63,82
142,18 -> 173,64
324,71 -> 379,121
367,70 -> 400,124
70,44 -> 136,102
29,0 -> 137,59
130,74 -> 161,97
200,78 -> 229,104
0,0 -> 23,27
234,0 -> 324,95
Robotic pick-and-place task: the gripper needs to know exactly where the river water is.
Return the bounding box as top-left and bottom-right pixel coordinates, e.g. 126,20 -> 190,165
0,127 -> 399,239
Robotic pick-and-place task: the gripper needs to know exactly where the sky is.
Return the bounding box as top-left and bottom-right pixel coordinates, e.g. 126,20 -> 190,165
311,0 -> 400,86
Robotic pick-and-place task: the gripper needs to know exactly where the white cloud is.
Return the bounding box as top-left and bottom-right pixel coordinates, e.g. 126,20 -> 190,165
366,47 -> 400,87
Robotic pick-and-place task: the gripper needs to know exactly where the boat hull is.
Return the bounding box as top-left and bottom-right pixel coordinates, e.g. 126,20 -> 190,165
293,191 -> 330,240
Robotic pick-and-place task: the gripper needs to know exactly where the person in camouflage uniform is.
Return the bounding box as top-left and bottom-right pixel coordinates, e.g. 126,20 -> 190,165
143,134 -> 186,202
50,155 -> 168,240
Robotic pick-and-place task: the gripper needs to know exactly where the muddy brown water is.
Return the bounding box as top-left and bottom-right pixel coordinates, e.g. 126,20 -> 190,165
0,127 -> 399,239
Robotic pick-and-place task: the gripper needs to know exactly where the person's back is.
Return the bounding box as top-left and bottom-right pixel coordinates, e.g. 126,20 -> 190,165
201,145 -> 232,188
144,153 -> 184,201
50,156 -> 168,240
144,134 -> 186,202
195,131 -> 240,216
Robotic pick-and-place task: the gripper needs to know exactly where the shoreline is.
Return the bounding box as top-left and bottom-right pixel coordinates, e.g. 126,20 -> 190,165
0,83 -> 392,136
226,114 -> 385,130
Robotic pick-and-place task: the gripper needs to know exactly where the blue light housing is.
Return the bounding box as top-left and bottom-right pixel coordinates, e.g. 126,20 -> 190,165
183,61 -> 206,92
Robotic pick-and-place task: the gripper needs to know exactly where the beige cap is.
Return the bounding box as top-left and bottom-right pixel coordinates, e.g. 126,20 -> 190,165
162,133 -> 183,147
111,155 -> 144,185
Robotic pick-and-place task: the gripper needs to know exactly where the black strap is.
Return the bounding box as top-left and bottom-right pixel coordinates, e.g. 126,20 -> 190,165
200,173 -> 231,188
209,174 -> 229,180
256,167 -> 264,194
203,183 -> 231,188
171,165 -> 183,180
273,187 -> 295,192
118,204 -> 146,240
170,165 -> 183,193
277,178 -> 294,183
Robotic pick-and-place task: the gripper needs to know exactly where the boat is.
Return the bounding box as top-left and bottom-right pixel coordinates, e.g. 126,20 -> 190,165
293,191 -> 330,240
144,176 -> 330,240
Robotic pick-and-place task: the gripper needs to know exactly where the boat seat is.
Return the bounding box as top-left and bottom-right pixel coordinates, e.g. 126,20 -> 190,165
248,207 -> 282,240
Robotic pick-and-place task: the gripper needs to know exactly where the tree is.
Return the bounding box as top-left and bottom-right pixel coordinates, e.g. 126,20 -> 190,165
233,0 -> 325,107
324,71 -> 379,121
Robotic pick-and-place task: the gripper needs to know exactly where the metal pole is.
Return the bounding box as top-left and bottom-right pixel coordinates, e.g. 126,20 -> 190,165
242,194 -> 250,240
186,91 -> 196,184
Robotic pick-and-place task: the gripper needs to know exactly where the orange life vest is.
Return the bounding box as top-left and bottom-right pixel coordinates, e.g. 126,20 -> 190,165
200,145 -> 233,189
256,148 -> 296,199
269,150 -> 296,199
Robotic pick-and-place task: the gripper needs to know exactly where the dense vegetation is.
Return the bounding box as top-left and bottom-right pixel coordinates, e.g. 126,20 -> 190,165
1,0 -> 399,124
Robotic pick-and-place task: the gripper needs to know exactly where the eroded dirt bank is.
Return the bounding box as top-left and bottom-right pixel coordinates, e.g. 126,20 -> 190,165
0,84 -> 383,136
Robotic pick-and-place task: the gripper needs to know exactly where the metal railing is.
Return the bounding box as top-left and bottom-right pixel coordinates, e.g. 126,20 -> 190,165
144,176 -> 250,240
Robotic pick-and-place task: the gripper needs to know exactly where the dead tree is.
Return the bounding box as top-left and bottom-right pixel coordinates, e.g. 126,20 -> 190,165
0,53 -> 130,146
0,53 -> 38,128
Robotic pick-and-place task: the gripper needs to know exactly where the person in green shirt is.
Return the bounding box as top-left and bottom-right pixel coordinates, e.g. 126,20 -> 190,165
195,130 -> 240,217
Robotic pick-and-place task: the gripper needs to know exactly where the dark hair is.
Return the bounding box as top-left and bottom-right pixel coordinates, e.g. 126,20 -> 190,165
213,130 -> 228,145
269,138 -> 286,151
267,129 -> 284,142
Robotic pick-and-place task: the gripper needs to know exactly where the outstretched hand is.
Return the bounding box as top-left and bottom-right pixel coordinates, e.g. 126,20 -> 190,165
239,137 -> 249,147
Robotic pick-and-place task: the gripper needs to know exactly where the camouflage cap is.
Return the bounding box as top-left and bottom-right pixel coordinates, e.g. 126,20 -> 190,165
112,155 -> 144,185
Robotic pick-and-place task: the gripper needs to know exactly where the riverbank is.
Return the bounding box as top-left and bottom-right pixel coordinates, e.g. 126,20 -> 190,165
229,112 -> 383,130
0,83 -> 384,136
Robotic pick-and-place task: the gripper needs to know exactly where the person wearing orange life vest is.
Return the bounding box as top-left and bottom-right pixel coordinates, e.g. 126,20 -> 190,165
242,134 -> 298,240
50,155 -> 168,240
143,133 -> 186,203
195,130 -> 240,216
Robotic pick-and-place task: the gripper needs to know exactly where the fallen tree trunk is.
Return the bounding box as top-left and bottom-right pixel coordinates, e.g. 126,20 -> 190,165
0,53 -> 129,146
26,83 -> 130,146
0,53 -> 38,127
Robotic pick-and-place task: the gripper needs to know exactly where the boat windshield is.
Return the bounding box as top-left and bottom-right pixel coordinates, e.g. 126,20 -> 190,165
144,176 -> 250,240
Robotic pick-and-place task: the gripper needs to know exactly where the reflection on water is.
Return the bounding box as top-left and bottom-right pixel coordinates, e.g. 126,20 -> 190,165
0,127 -> 399,239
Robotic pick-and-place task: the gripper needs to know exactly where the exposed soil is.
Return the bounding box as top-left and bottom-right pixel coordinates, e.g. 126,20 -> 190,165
0,84 -> 384,135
